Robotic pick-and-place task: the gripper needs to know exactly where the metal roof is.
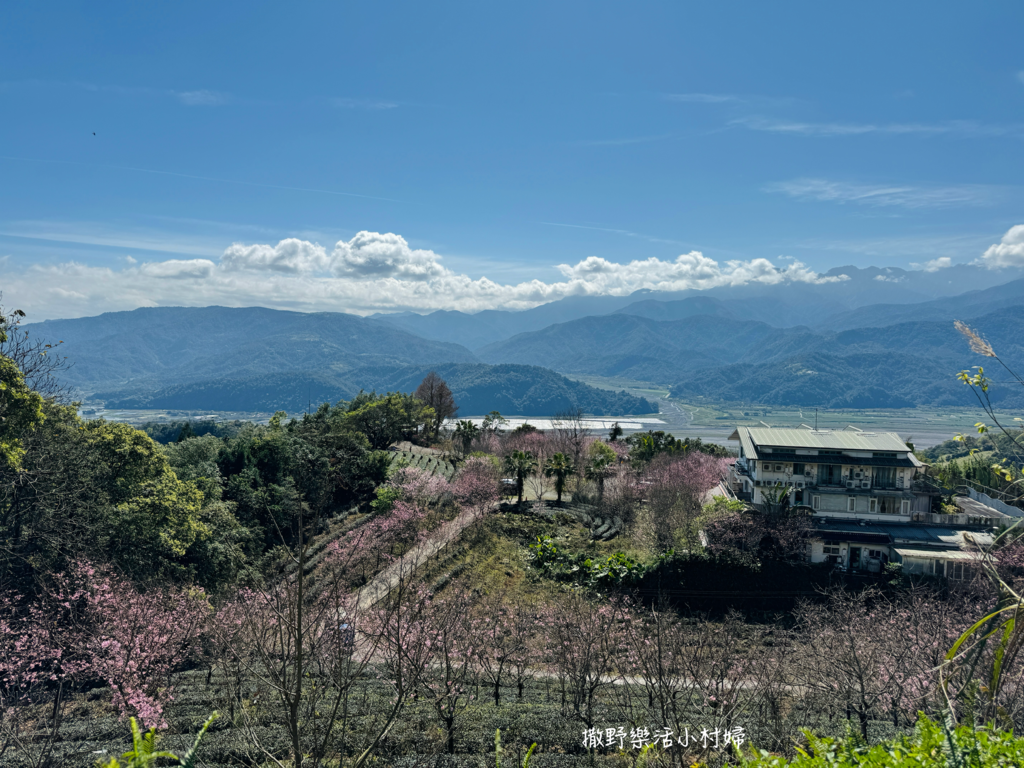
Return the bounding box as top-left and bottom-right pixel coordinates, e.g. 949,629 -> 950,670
893,547 -> 991,562
811,520 -> 995,549
955,497 -> 1012,520
731,427 -> 911,453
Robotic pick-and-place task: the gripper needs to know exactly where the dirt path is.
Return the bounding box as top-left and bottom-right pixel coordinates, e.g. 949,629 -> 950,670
354,503 -> 489,611
353,458 -> 731,611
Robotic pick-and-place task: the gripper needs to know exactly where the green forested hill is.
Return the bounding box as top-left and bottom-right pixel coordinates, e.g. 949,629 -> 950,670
27,306 -> 479,392
669,308 -> 1024,408
477,314 -> 812,380
481,306 -> 1024,408
98,363 -> 657,416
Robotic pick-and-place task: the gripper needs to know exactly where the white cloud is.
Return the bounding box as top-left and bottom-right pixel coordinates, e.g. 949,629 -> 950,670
330,98 -> 398,110
767,178 -> 995,209
1017,71 -> 1024,86
873,274 -> 903,283
909,257 -> 952,272
735,116 -> 1024,139
176,90 -> 227,106
3,230 -> 850,320
330,231 -> 447,280
138,259 -> 216,279
222,238 -> 329,273
663,93 -> 738,104
979,225 -> 1024,269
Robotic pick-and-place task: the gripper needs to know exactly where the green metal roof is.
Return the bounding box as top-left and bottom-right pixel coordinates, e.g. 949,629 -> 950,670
730,427 -> 911,454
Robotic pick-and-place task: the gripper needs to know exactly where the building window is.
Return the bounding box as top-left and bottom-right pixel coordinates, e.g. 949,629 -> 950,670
900,499 -> 910,514
867,549 -> 882,559
847,497 -> 856,512
872,452 -> 897,458
812,495 -> 821,510
793,462 -> 805,475
874,467 -> 897,489
823,540 -> 841,556
947,562 -> 973,581
869,498 -> 878,513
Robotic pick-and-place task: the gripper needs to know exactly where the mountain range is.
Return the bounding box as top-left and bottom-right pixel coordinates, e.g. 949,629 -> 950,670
29,307 -> 655,416
27,264 -> 1024,413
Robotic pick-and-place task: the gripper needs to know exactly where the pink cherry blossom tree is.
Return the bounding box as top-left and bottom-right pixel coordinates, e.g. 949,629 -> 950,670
451,457 -> 500,512
541,593 -> 623,727
48,561 -> 208,730
472,590 -> 534,706
633,453 -> 729,554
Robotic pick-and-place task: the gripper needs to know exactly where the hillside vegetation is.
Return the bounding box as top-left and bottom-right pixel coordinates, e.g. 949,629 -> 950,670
98,363 -> 656,415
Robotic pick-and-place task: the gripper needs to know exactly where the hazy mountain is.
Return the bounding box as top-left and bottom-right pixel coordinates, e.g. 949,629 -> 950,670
669,308 -> 1024,408
477,301 -> 1024,407
27,268 -> 1024,413
98,363 -> 657,416
27,306 -> 478,393
818,277 -> 1024,332
30,306 -> 655,416
369,294 -> 642,349
614,296 -> 739,322
369,264 -> 1024,348
477,314 -> 822,380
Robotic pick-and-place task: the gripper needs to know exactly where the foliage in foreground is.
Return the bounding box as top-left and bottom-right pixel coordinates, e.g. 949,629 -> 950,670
735,715 -> 1024,767
97,713 -> 217,768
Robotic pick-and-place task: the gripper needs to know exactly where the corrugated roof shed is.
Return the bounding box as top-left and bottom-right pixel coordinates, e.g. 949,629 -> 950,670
729,427 -> 911,453
894,547 -> 991,562
811,520 -> 995,549
955,496 -> 1012,520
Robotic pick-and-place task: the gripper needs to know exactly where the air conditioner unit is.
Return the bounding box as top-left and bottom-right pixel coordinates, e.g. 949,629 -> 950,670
787,481 -> 793,487
846,481 -> 855,488
796,481 -> 804,488
861,482 -> 870,489
854,471 -> 862,478
804,470 -> 812,477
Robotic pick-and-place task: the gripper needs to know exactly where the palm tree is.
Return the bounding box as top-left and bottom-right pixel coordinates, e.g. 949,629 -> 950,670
585,452 -> 615,503
454,420 -> 480,457
503,450 -> 537,505
544,452 -> 576,505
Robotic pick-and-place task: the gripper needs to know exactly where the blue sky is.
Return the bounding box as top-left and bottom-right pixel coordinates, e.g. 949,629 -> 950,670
2,1 -> 1023,319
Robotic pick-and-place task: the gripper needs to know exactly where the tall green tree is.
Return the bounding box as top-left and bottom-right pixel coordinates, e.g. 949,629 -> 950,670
503,450 -> 537,505
85,421 -> 211,580
342,392 -> 434,449
544,452 -> 576,504
0,310 -> 45,470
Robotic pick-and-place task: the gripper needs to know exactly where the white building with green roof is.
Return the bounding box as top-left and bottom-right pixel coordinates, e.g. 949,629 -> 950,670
727,426 -> 1007,578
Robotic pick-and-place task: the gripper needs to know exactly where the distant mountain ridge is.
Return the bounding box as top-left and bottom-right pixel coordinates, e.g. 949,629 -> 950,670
29,305 -> 479,392
26,267 -> 1024,413
96,363 -> 656,416
367,264 -> 1024,349
30,307 -> 657,416
477,305 -> 1024,408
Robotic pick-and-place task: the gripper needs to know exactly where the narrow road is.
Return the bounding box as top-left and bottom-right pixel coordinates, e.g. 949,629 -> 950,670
354,503 -> 489,611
